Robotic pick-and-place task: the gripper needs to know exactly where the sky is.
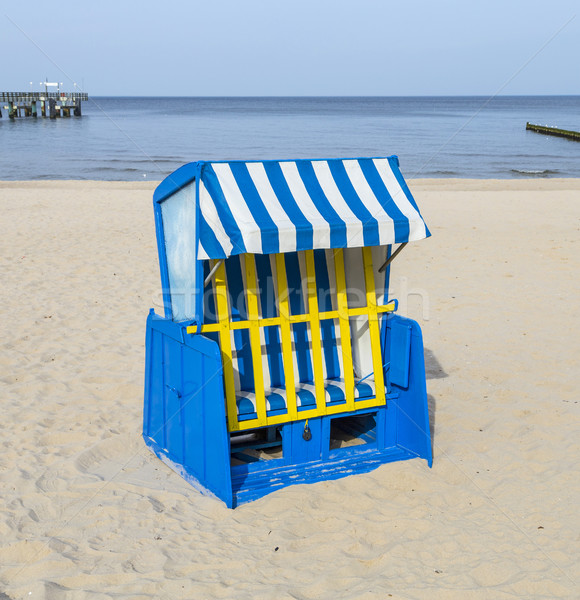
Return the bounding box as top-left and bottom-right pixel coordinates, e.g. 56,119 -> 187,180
1,0 -> 578,96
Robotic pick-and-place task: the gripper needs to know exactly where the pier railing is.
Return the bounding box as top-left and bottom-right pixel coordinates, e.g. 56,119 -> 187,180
1,91 -> 89,119
1,91 -> 89,101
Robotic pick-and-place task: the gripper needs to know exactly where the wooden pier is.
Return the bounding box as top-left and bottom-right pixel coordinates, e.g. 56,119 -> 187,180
0,91 -> 89,119
526,122 -> 580,141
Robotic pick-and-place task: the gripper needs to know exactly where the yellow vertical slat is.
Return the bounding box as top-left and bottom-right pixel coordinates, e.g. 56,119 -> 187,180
244,254 -> 267,426
362,247 -> 386,405
274,254 -> 298,421
333,249 -> 356,412
304,250 -> 326,415
213,259 -> 239,431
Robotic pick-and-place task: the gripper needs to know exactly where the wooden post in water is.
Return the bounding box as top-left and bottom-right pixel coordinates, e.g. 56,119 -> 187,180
526,122 -> 580,141
49,98 -> 57,119
31,101 -> 37,117
8,101 -> 15,119
74,99 -> 82,116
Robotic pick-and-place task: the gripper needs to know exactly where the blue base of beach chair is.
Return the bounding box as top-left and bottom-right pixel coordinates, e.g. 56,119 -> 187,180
229,405 -> 422,507
143,310 -> 432,508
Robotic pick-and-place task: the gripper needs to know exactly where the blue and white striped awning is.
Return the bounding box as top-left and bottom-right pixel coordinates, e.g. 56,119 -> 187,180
155,156 -> 430,260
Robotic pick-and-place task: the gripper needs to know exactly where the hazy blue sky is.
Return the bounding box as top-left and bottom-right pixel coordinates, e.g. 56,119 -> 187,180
1,1 -> 578,96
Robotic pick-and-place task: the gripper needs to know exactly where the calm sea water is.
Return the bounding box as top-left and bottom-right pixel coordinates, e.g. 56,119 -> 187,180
1,96 -> 579,180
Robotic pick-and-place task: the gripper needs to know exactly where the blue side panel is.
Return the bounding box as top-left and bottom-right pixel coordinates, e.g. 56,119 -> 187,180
143,316 -> 153,438
390,320 -> 412,388
143,311 -> 233,506
386,314 -> 432,467
164,340 -> 184,464
146,317 -> 166,445
180,329 -> 232,503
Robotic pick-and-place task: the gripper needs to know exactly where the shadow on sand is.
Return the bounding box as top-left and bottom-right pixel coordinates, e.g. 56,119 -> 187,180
423,348 -> 447,457
424,347 -> 447,380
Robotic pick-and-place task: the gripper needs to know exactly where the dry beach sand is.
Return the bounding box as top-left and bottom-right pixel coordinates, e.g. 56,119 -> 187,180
0,178 -> 578,599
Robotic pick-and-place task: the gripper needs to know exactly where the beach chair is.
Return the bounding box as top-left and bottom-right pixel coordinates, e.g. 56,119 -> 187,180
143,156 -> 432,507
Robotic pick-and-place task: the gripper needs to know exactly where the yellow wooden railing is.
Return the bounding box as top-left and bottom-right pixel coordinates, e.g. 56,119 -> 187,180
187,248 -> 395,432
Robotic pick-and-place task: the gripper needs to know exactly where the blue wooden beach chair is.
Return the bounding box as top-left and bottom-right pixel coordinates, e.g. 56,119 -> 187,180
143,156 -> 432,507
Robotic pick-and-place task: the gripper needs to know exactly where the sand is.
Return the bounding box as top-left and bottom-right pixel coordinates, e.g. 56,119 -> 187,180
0,178 -> 578,599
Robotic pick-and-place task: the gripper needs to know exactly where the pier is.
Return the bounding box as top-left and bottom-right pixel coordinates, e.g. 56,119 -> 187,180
0,91 -> 89,119
526,122 -> 580,141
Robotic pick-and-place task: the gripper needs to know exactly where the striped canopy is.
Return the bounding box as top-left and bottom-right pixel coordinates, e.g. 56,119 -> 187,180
156,156 -> 430,260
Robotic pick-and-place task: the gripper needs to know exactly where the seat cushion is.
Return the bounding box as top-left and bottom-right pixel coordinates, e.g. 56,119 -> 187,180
236,377 -> 376,421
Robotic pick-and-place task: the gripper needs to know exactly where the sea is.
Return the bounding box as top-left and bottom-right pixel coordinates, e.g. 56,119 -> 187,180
1,96 -> 579,181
